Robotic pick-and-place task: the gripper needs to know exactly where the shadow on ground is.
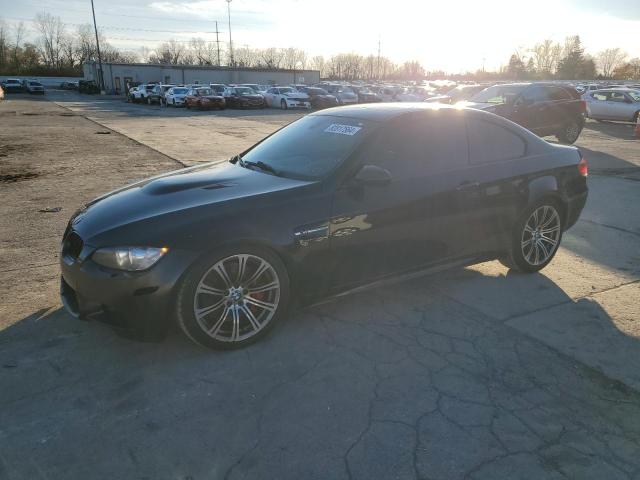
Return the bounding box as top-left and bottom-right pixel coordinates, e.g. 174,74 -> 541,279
2,268 -> 640,480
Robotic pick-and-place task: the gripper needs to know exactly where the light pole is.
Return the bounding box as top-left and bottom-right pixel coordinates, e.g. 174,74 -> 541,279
90,0 -> 104,93
226,0 -> 233,67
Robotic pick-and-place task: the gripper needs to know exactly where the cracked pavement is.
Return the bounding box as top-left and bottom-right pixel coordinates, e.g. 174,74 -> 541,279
1,94 -> 639,479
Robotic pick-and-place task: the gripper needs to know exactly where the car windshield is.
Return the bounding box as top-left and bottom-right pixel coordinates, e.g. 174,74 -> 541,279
29,82 -> 42,86
308,88 -> 328,95
470,84 -> 527,104
197,88 -> 213,96
628,91 -> 640,101
235,87 -> 254,95
173,88 -> 188,94
241,115 -> 376,181
279,87 -> 294,94
448,85 -> 483,100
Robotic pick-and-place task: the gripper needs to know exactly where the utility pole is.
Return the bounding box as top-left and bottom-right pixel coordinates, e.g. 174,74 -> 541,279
90,0 -> 104,93
226,0 -> 233,67
215,20 -> 221,66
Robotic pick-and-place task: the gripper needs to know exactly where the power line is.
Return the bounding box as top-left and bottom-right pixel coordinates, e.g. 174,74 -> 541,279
2,16 -> 225,35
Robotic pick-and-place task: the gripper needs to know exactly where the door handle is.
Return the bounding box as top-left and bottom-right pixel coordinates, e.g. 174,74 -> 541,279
456,181 -> 480,191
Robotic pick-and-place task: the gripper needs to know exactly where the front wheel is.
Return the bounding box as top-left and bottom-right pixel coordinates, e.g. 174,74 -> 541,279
500,200 -> 563,273
281,99 -> 288,110
556,119 -> 582,144
176,247 -> 290,349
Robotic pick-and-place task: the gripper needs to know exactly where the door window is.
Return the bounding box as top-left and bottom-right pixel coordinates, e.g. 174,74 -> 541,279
609,92 -> 628,103
363,112 -> 469,179
520,86 -> 549,104
467,118 -> 526,164
591,92 -> 608,101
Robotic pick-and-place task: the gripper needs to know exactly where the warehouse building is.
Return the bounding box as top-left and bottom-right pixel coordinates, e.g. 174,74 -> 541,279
83,62 -> 321,95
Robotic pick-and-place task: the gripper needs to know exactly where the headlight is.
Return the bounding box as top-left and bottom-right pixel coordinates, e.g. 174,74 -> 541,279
92,246 -> 168,271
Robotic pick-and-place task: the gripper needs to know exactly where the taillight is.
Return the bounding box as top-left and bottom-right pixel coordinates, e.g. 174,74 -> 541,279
578,157 -> 588,177
580,100 -> 587,112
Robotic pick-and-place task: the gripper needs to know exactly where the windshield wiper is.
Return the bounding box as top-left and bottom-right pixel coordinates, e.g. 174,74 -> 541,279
243,160 -> 280,176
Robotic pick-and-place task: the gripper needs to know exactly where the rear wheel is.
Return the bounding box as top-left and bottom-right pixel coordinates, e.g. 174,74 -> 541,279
500,200 -> 563,273
556,118 -> 582,144
177,246 -> 290,349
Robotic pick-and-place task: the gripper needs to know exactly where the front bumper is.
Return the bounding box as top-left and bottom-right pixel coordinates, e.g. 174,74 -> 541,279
60,239 -> 196,338
285,99 -> 311,108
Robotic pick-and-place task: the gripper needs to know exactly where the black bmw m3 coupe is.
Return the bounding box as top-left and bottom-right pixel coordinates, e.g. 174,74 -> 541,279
60,103 -> 588,349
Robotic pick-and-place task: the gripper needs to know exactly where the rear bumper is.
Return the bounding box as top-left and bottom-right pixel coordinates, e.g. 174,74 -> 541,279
565,190 -> 588,230
60,246 -> 196,337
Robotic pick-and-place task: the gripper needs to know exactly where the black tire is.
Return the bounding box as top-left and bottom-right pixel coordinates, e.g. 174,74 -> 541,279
556,118 -> 582,144
500,199 -> 564,273
281,99 -> 288,110
176,245 -> 290,350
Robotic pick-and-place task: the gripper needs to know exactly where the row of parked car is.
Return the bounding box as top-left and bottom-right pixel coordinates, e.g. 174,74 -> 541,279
126,79 -> 640,143
0,78 -> 46,94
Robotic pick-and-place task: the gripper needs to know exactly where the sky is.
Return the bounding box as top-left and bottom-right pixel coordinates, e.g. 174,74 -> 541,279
3,0 -> 640,73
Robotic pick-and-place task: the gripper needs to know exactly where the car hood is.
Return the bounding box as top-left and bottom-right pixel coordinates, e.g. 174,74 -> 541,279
70,161 -> 313,244
283,92 -> 309,98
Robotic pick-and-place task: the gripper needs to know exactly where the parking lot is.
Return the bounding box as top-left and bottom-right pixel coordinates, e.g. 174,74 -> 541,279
1,92 -> 639,479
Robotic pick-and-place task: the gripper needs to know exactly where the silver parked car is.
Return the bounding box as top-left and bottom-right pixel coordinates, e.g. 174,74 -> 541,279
585,88 -> 640,122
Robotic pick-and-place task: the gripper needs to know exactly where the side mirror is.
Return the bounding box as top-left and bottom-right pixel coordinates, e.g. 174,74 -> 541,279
352,165 -> 392,187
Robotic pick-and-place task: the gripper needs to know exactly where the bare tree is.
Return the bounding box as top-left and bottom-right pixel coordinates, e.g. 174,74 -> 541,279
531,39 -> 561,74
597,48 -> 627,78
281,47 -> 307,69
34,12 -> 67,69
260,47 -> 284,69
11,21 -> 25,68
151,39 -> 186,64
309,55 -> 326,77
190,37 -> 219,65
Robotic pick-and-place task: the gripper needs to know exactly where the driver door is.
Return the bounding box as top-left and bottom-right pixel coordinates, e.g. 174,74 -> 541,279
328,111 -> 473,290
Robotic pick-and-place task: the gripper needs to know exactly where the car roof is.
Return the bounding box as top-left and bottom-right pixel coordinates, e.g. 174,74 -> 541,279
606,87 -> 639,92
311,103 -> 469,121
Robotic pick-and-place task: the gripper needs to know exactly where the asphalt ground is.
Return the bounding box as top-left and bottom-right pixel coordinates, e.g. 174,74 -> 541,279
0,91 -> 638,480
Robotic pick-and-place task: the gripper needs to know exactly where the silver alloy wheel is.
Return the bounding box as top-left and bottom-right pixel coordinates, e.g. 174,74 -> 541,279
193,254 -> 280,343
521,205 -> 561,266
565,121 -> 580,143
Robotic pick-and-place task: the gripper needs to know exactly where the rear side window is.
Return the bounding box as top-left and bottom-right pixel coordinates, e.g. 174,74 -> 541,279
363,112 -> 469,178
547,86 -> 571,100
467,118 -> 526,164
591,92 -> 607,101
609,92 -> 628,103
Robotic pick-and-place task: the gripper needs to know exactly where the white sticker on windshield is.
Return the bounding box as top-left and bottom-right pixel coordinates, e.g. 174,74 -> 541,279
324,124 -> 362,136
